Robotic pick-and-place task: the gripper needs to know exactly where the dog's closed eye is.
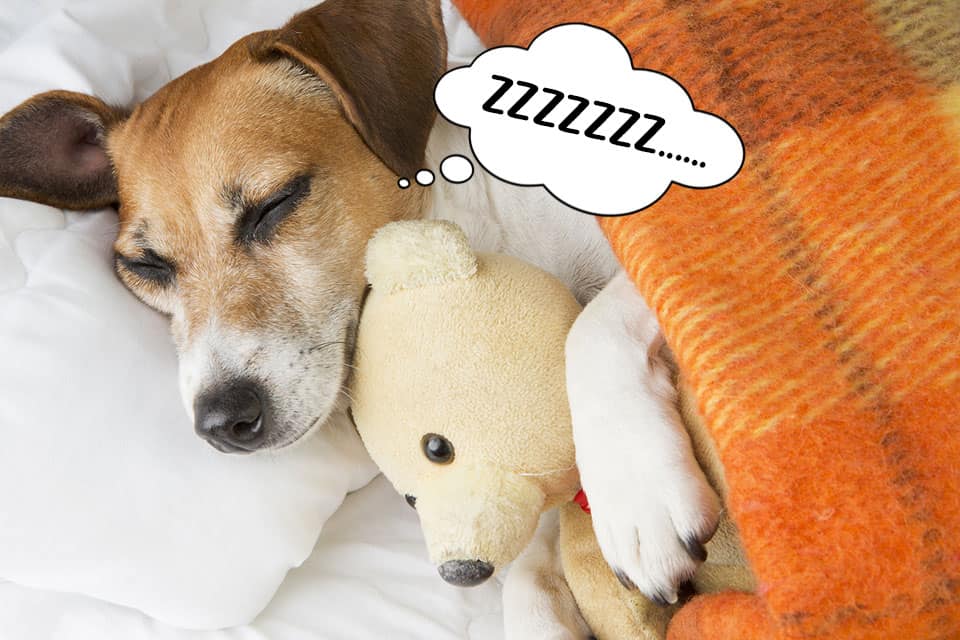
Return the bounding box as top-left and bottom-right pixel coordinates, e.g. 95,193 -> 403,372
235,174 -> 312,246
115,249 -> 176,285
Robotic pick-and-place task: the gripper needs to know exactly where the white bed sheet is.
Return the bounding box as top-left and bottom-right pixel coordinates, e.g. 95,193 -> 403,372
0,477 -> 505,640
0,0 -> 499,638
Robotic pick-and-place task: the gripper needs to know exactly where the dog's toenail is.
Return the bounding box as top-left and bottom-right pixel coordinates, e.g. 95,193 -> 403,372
613,567 -> 636,590
650,592 -> 672,607
682,535 -> 708,562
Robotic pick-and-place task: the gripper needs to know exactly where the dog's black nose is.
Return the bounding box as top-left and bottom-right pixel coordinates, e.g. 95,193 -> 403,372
194,381 -> 268,453
438,559 -> 495,587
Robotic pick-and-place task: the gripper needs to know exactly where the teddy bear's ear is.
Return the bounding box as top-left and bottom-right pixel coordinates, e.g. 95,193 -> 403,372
365,220 -> 478,293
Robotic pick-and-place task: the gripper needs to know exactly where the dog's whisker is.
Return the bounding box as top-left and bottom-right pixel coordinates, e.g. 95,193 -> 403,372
303,340 -> 350,355
338,387 -> 356,404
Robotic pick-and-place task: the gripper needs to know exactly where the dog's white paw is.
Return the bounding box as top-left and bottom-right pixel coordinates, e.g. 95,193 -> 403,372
564,268 -> 721,605
578,440 -> 721,605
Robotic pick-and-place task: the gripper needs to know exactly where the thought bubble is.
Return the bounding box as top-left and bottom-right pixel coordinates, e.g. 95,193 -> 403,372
416,170 -> 436,186
440,155 -> 474,184
396,155 -> 475,189
434,23 -> 744,216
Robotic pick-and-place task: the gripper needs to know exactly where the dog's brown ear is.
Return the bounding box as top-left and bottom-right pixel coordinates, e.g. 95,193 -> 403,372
0,91 -> 127,210
266,0 -> 447,178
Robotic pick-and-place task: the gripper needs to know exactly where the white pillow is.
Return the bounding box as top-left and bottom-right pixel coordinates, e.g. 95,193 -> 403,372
0,476 -> 506,640
0,0 -> 380,630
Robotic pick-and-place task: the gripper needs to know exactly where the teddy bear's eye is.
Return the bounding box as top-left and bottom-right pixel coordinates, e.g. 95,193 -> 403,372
404,494 -> 417,509
421,433 -> 455,464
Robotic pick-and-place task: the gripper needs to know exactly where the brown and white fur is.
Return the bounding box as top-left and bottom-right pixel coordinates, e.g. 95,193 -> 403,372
0,0 -> 719,636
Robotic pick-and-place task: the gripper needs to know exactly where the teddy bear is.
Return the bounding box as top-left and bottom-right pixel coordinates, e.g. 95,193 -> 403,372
349,219 -> 753,639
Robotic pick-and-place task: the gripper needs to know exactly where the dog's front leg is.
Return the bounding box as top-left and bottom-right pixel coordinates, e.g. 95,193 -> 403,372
502,510 -> 591,640
565,270 -> 720,605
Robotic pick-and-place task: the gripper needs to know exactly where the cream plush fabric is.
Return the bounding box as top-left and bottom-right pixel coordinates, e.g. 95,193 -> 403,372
351,221 -> 753,640
354,220 -> 584,570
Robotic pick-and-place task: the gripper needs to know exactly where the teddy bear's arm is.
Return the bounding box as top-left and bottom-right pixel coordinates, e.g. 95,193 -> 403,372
502,510 -> 591,640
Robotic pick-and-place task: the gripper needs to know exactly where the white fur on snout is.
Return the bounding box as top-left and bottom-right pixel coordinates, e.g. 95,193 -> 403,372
177,328 -> 208,426
176,304 -> 357,449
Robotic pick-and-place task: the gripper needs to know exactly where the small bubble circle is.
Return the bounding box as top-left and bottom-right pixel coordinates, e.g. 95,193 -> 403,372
398,178 -> 410,189
658,151 -> 665,157
440,155 -> 474,184
667,153 -> 673,159
415,170 -> 435,186
683,157 -> 690,163
700,161 -> 706,168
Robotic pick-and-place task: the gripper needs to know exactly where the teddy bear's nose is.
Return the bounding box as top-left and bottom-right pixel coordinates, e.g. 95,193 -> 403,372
438,559 -> 495,586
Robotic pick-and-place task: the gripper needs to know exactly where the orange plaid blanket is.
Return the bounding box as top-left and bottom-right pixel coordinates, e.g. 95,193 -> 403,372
453,1 -> 960,638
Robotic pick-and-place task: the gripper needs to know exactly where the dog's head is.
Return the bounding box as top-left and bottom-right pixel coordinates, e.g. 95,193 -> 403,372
0,0 -> 447,452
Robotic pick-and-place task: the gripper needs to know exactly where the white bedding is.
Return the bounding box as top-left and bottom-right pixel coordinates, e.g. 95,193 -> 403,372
0,477 -> 503,640
0,0 -> 501,638
0,477 -> 505,640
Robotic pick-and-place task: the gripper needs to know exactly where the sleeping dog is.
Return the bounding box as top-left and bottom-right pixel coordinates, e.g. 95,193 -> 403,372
0,0 -> 719,634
